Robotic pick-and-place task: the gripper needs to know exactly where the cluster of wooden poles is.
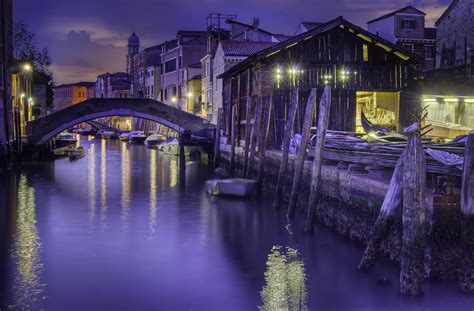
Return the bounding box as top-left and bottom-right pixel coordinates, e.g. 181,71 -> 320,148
213,85 -> 474,295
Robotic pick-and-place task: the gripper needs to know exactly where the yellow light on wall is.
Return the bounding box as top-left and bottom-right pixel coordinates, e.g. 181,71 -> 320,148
171,96 -> 177,103
423,98 -> 437,102
464,99 -> 474,103
444,98 -> 459,102
186,92 -> 193,98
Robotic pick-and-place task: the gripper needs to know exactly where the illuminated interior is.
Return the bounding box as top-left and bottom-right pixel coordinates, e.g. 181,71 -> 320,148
422,95 -> 474,139
356,91 -> 400,133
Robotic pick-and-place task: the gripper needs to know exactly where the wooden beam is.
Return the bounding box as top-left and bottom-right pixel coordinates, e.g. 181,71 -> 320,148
305,86 -> 331,232
246,96 -> 263,178
287,88 -> 317,219
400,128 -> 426,296
273,88 -> 299,209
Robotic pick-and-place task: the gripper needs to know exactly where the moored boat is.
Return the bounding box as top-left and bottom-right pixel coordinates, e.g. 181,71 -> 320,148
206,178 -> 257,197
157,138 -> 201,157
129,131 -> 147,144
56,132 -> 78,148
119,131 -> 131,141
68,146 -> 85,161
145,134 -> 167,148
100,130 -> 118,139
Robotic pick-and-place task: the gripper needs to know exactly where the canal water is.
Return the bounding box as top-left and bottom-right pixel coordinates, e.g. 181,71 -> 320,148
0,138 -> 472,310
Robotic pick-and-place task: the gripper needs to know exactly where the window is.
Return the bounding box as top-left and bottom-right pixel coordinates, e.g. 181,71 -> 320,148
151,70 -> 154,77
402,19 -> 416,30
424,45 -> 434,60
363,44 -> 369,62
403,44 -> 414,53
165,59 -> 177,73
164,89 -> 168,100
151,86 -> 154,97
178,56 -> 182,69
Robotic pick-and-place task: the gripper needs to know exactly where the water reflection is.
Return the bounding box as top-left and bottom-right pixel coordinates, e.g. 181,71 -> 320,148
148,149 -> 158,237
88,144 -> 96,227
100,140 -> 107,228
169,157 -> 177,188
10,175 -> 44,310
121,142 -> 131,230
260,246 -> 308,311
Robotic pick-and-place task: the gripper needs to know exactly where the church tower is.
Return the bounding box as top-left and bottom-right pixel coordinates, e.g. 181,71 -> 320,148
126,32 -> 140,75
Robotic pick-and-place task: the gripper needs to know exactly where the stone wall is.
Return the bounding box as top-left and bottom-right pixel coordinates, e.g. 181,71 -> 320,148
218,141 -> 462,280
436,0 -> 474,67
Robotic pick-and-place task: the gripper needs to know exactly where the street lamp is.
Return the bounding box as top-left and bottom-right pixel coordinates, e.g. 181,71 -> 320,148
171,96 -> 177,103
22,63 -> 32,72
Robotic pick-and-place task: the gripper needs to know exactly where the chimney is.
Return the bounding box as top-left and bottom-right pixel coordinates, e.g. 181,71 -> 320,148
252,18 -> 259,31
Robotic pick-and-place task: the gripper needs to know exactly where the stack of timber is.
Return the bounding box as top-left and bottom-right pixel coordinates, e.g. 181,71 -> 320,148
315,131 -> 465,176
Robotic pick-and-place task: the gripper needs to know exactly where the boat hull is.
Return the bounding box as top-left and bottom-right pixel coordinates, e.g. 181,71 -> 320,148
206,178 -> 257,197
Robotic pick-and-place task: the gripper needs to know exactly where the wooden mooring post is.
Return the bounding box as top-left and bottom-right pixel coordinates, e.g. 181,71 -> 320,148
400,125 -> 426,296
460,131 -> 474,293
246,96 -> 263,178
358,150 -> 406,271
273,88 -> 299,209
213,108 -> 223,168
257,95 -> 272,192
304,86 -> 331,232
243,97 -> 252,175
230,104 -> 237,175
287,88 -> 317,219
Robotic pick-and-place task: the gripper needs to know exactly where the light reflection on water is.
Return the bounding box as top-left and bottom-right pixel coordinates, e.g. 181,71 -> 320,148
10,175 -> 44,310
260,246 -> 308,311
149,149 -> 157,237
100,139 -> 107,228
1,139 -> 473,311
120,142 -> 131,231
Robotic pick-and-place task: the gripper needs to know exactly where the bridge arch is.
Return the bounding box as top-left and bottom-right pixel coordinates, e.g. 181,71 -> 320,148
27,98 -> 214,146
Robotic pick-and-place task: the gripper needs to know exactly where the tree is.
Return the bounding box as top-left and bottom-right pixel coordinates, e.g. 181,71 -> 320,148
13,21 -> 54,109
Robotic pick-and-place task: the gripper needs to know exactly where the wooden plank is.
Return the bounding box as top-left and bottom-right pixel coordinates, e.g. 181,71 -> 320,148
243,96 -> 252,174
246,96 -> 263,178
230,104 -> 237,175
400,129 -> 426,296
257,95 -> 273,192
287,88 -> 317,219
213,108 -> 222,168
273,88 -> 299,209
460,131 -> 474,293
305,85 -> 331,232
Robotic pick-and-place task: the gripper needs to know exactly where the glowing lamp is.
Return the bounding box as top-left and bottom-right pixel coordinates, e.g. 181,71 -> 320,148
464,99 -> 474,103
22,63 -> 32,72
171,96 -> 177,103
423,98 -> 437,102
20,93 -> 25,98
444,98 -> 459,102
187,92 -> 193,98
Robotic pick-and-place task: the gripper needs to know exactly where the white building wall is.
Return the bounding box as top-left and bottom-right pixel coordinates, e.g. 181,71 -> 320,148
367,16 -> 396,43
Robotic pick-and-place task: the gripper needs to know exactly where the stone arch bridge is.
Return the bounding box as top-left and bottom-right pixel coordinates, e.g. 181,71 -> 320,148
27,98 -> 215,146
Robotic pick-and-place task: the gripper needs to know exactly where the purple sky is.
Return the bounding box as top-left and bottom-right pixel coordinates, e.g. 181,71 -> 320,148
14,0 -> 451,84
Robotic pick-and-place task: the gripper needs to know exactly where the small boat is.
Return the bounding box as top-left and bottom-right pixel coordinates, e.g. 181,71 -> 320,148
56,132 -> 77,148
145,134 -> 167,148
158,138 -> 201,157
129,131 -> 147,144
100,130 -> 118,139
361,111 -> 390,135
119,131 -> 131,141
68,146 -> 85,161
206,178 -> 257,197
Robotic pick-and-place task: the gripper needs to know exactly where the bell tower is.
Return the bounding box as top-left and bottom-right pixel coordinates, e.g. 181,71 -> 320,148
126,32 -> 140,74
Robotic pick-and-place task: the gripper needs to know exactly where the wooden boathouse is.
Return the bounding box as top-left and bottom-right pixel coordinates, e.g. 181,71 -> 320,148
218,16 -> 421,147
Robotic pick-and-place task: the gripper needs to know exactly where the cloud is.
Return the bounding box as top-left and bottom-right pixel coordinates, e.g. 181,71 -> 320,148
13,0 -> 452,84
47,29 -> 127,84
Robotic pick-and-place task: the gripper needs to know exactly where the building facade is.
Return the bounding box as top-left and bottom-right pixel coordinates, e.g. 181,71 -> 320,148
0,0 -> 13,152
435,0 -> 474,68
160,31 -> 207,108
144,65 -> 161,99
183,63 -> 202,115
367,5 -> 436,71
201,17 -> 289,123
219,17 -> 419,146
95,72 -> 132,98
210,40 -> 276,124
53,82 -> 95,111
